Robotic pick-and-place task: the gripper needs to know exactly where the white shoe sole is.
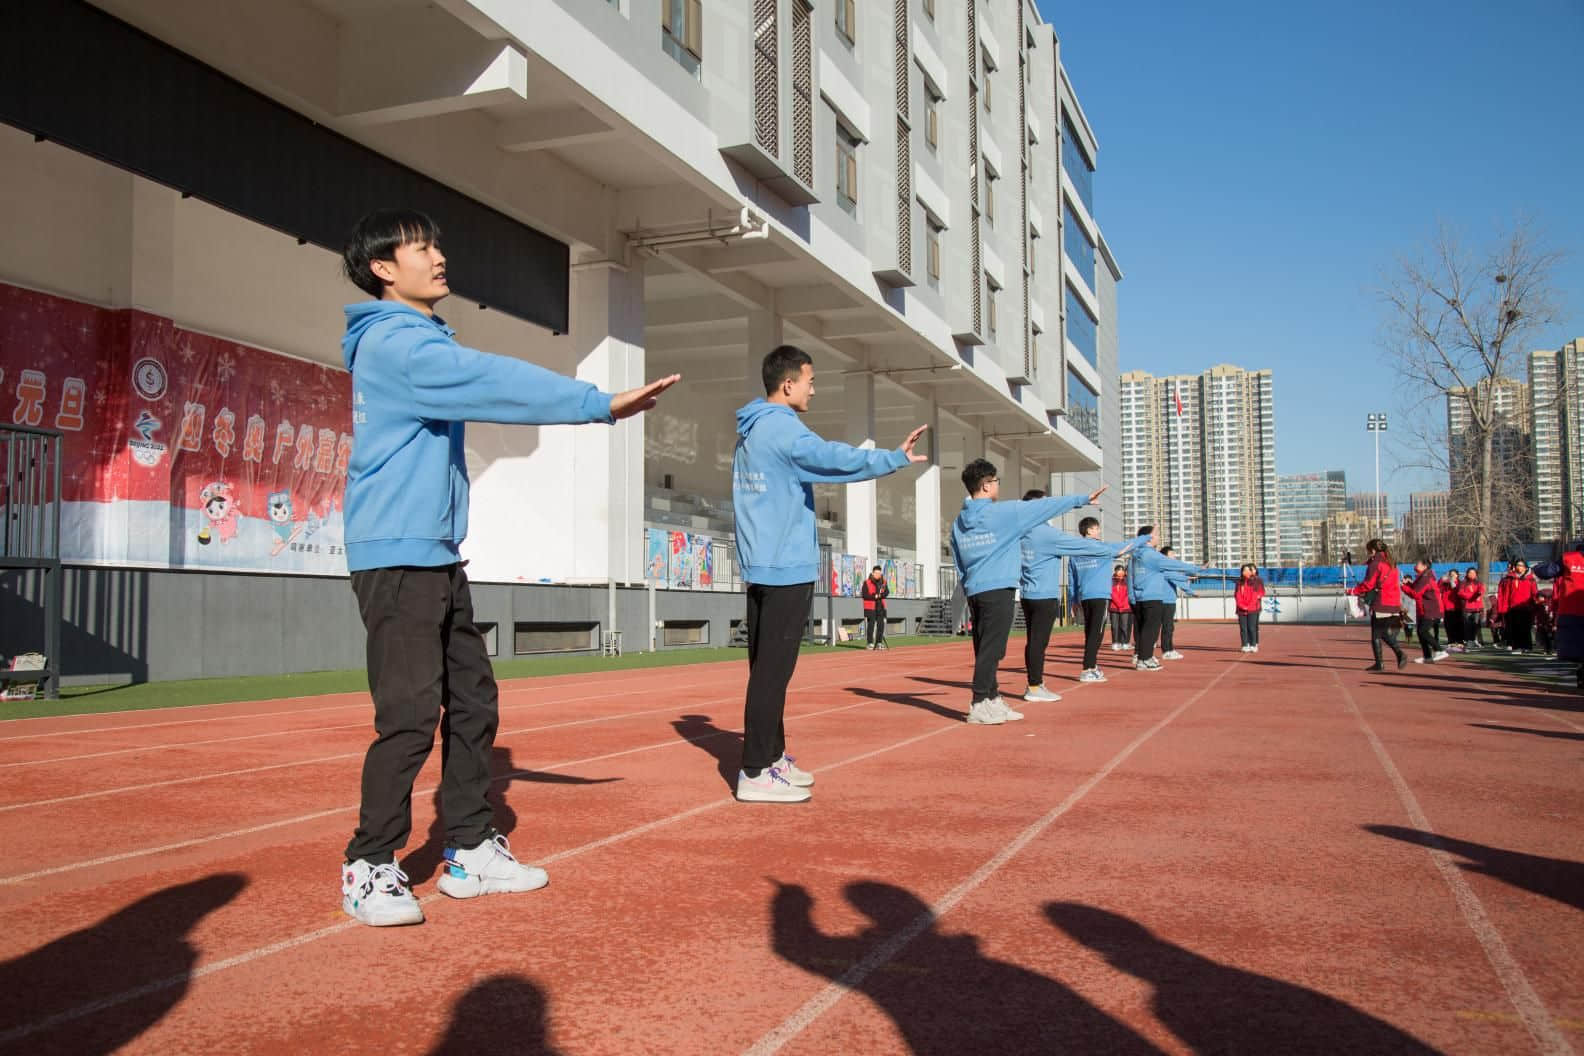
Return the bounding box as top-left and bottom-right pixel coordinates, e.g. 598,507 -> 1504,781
343,894 -> 425,926
966,709 -> 1006,725
437,866 -> 549,899
782,771 -> 814,788
735,786 -> 812,803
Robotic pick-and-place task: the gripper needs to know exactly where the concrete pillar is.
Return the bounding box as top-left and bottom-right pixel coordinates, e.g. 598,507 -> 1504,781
1008,442 -> 1026,498
746,309 -> 784,398
570,262 -> 645,583
843,371 -> 878,564
915,399 -> 941,597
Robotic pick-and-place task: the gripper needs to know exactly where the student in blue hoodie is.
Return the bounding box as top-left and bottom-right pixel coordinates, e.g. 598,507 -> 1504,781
1068,515 -> 1136,682
1018,492 -> 1133,701
1158,544 -> 1198,660
1127,528 -> 1203,670
732,345 -> 928,803
336,210 -> 679,927
951,460 -> 1105,724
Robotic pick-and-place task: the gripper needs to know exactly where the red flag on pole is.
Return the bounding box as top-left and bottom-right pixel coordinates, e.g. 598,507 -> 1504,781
1174,382 -> 1184,418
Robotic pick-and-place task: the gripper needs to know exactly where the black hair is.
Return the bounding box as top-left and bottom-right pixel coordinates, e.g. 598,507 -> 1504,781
1022,489 -> 1046,501
761,345 -> 813,394
961,458 -> 998,495
1078,516 -> 1099,536
343,209 -> 441,298
872,565 -> 883,572
1160,545 -> 1175,558
1136,525 -> 1154,538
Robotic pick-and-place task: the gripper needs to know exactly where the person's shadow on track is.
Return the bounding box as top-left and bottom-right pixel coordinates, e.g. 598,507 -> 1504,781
406,746 -> 619,884
1365,824 -> 1584,912
670,713 -> 742,791
1044,901 -> 1439,1054
0,873 -> 247,1054
845,686 -> 966,721
770,880 -> 1163,1054
427,974 -> 565,1055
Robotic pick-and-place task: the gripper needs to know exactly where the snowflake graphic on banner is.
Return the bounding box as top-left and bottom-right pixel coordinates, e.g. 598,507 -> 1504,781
216,352 -> 238,383
268,378 -> 285,404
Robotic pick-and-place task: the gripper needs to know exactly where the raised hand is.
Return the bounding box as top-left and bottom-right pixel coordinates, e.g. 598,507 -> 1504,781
1087,483 -> 1109,504
610,374 -> 681,420
900,424 -> 931,464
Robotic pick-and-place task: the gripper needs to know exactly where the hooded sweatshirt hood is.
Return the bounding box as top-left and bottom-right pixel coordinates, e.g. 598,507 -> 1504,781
731,398 -> 911,586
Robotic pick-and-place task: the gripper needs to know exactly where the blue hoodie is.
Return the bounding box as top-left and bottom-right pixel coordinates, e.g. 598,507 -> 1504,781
1021,526 -> 1129,600
1128,542 -> 1201,605
1165,570 -> 1197,599
1068,537 -> 1133,602
732,399 -> 910,585
952,494 -> 1089,597
341,302 -> 614,572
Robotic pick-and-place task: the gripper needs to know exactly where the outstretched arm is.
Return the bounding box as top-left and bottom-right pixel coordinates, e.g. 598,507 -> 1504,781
769,882 -> 853,979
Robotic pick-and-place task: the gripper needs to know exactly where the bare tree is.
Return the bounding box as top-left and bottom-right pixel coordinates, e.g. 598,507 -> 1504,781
1380,222 -> 1562,583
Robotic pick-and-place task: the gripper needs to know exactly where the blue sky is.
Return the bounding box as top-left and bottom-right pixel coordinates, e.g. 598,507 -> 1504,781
1037,0 -> 1584,514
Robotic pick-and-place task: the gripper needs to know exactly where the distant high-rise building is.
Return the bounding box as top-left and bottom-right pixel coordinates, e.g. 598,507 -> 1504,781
1313,510 -> 1387,565
1347,491 -> 1390,537
1401,490 -> 1451,557
1277,471 -> 1346,564
1530,339 -> 1583,543
1447,376 -> 1532,544
1118,364 -> 1277,565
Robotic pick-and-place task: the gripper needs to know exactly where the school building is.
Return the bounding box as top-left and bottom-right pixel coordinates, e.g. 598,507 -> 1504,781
0,0 -> 1120,682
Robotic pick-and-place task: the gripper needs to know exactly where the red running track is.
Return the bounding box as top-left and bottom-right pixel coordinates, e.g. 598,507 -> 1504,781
0,625 -> 1580,1055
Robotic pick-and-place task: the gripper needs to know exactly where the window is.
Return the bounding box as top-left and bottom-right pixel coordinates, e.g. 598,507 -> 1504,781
1029,233 -> 1036,276
923,0 -> 934,20
1064,282 -> 1097,366
925,88 -> 940,151
836,0 -> 856,43
836,123 -> 860,214
982,57 -> 992,110
926,219 -> 942,285
662,0 -> 702,75
984,172 -> 994,225
1060,113 -> 1094,216
986,278 -> 999,337
1063,200 -> 1095,291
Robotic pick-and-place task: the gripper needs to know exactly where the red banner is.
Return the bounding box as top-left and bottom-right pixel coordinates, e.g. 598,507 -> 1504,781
1,281 -> 352,573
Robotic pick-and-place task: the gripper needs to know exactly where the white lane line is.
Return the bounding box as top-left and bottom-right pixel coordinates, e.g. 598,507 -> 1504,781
0,663 -> 966,883
0,719 -> 962,1046
1536,710 -> 1584,734
742,657 -> 1240,1056
0,655 -> 905,812
1332,669 -> 1575,1056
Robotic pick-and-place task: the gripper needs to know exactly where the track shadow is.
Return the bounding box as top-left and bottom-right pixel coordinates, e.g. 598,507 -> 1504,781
909,675 -> 975,691
1044,902 -> 1438,1054
406,746 -> 620,884
770,881 -> 1162,1054
1470,722 -> 1584,743
670,713 -> 742,791
846,686 -> 966,722
427,974 -> 564,1056
1364,824 -> 1584,912
0,873 -> 247,1053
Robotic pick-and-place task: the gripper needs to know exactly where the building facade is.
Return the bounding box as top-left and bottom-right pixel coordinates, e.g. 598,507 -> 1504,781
0,0 -> 1121,679
1118,364 -> 1276,566
1401,490 -> 1450,557
1530,339 -> 1583,544
1276,471 -> 1346,564
1446,375 -> 1531,547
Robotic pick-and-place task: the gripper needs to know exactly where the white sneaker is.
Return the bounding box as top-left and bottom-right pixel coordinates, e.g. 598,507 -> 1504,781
967,698 -> 1006,724
1252,645 -> 1259,653
736,766 -> 812,802
1079,669 -> 1106,683
778,753 -> 814,787
437,833 -> 549,899
990,696 -> 1025,721
1240,645 -> 1251,653
342,860 -> 424,926
1162,650 -> 1184,661
1023,684 -> 1062,702
1432,651 -> 1449,662
1412,657 -> 1426,664
1110,643 -> 1124,651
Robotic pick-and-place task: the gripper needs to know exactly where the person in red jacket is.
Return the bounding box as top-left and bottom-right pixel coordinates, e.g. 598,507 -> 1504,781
861,565 -> 889,650
1441,569 -> 1466,651
1533,541 -> 1584,691
1349,539 -> 1406,671
1496,560 -> 1540,653
1108,566 -> 1133,652
1234,564 -> 1265,653
1401,559 -> 1448,663
1459,568 -> 1487,648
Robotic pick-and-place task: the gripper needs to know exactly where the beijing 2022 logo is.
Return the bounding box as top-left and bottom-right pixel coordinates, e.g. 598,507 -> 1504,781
132,357 -> 168,401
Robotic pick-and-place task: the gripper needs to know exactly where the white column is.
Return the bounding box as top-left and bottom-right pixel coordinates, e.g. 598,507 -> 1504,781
1009,442 -> 1026,498
571,263 -> 645,583
915,400 -> 941,597
747,309 -> 784,399
843,371 -> 878,564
